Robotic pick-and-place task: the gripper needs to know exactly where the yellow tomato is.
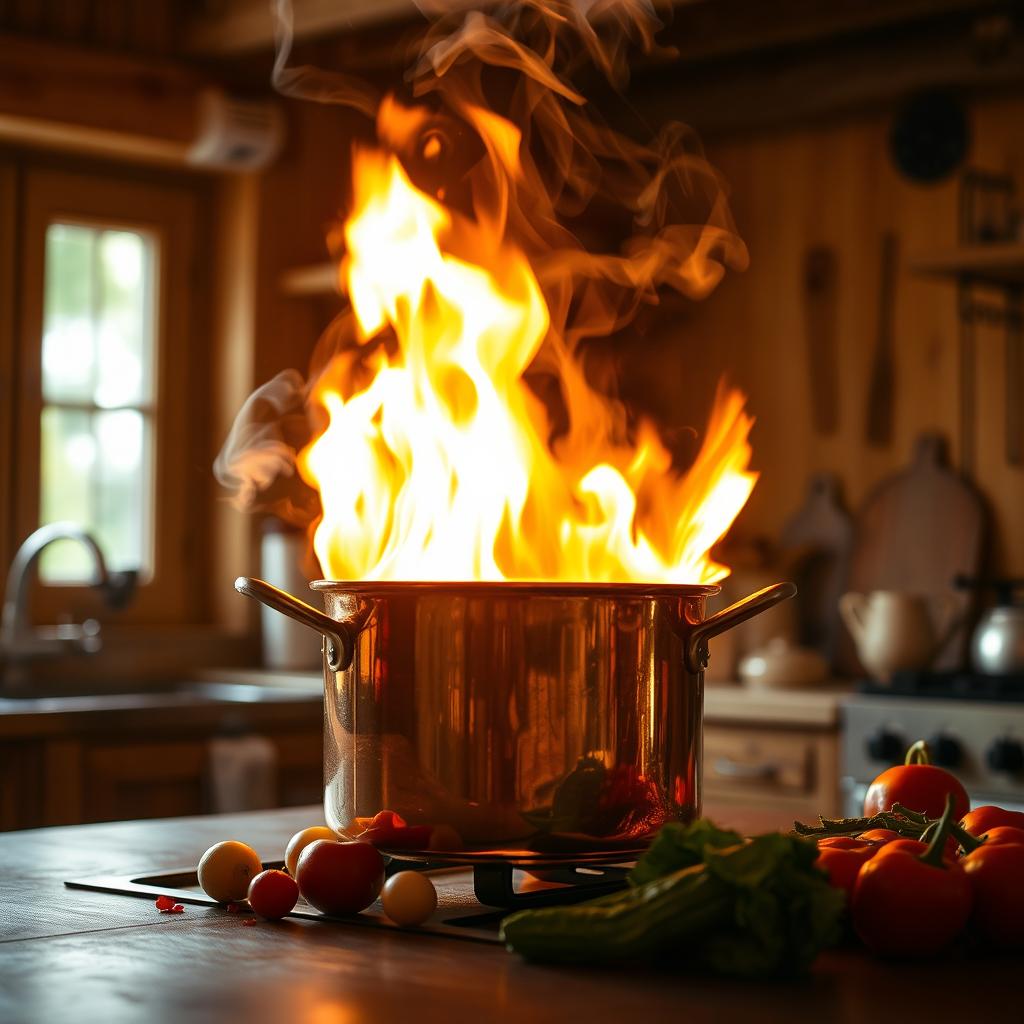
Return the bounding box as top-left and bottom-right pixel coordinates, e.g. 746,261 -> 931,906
197,841 -> 263,903
284,826 -> 338,877
381,871 -> 437,928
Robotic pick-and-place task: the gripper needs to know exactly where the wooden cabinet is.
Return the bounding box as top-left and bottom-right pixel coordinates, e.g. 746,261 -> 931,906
701,685 -> 848,828
0,717 -> 323,831
703,722 -> 841,827
0,742 -> 45,830
270,732 -> 324,808
81,741 -> 210,824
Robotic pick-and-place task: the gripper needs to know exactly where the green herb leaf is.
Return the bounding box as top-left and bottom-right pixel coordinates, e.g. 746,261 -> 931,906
502,820 -> 844,978
628,818 -> 743,886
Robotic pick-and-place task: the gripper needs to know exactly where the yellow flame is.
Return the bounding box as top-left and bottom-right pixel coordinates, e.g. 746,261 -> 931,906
299,131 -> 756,584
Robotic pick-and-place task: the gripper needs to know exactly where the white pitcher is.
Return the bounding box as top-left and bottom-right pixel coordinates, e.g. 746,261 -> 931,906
840,591 -> 959,682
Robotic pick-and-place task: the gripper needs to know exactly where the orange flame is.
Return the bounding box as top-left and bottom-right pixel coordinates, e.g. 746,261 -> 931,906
219,2 -> 758,583
298,126 -> 755,584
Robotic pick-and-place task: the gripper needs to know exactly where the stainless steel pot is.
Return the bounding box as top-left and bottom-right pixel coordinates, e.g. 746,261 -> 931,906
237,577 -> 795,862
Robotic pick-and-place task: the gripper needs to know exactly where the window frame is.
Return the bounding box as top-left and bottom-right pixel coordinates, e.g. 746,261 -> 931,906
0,160 -> 16,591
13,162 -> 205,625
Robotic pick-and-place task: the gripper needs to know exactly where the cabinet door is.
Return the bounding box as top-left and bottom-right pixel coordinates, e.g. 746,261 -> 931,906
703,725 -> 840,824
270,732 -> 323,808
0,741 -> 46,831
82,741 -> 208,823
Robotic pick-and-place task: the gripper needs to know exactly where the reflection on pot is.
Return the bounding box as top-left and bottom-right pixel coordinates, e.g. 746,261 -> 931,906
237,576 -> 795,859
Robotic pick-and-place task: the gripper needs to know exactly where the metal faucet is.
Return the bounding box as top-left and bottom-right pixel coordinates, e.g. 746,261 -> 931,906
0,523 -> 137,666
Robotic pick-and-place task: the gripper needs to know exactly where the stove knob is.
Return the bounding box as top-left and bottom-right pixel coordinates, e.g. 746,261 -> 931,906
986,738 -> 1024,775
866,729 -> 903,764
928,734 -> 963,769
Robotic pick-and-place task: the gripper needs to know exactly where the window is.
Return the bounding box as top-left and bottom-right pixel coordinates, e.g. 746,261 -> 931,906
39,223 -> 158,582
3,159 -> 208,624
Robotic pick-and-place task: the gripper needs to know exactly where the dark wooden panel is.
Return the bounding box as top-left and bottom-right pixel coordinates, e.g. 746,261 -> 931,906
0,741 -> 44,830
82,741 -> 208,823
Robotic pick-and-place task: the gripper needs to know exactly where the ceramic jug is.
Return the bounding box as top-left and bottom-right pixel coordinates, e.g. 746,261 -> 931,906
840,590 -> 958,682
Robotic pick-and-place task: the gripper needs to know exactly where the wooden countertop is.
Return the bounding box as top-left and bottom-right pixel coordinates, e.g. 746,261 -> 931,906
704,681 -> 852,727
1,806 -> 1015,1024
0,682 -> 320,739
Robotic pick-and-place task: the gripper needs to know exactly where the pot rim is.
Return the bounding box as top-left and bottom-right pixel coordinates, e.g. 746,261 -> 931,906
309,579 -> 722,598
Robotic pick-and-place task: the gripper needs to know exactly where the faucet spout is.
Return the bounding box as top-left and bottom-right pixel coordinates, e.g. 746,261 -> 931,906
0,523 -> 137,664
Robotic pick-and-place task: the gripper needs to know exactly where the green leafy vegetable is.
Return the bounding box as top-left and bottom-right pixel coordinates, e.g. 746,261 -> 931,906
628,819 -> 743,886
501,819 -> 844,977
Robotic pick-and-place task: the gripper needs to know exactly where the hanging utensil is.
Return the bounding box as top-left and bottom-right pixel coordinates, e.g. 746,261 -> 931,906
865,232 -> 899,447
803,246 -> 840,435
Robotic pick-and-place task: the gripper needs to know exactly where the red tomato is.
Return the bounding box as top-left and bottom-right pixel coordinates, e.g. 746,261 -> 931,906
976,825 -> 1024,848
247,869 -> 299,920
874,837 -> 960,865
359,824 -> 435,849
961,806 -> 1024,836
816,842 -> 878,898
863,764 -> 969,820
961,842 -> 1024,947
818,836 -> 869,850
367,810 -> 407,830
295,839 -> 385,916
874,838 -> 927,855
851,849 -> 972,956
858,828 -> 901,845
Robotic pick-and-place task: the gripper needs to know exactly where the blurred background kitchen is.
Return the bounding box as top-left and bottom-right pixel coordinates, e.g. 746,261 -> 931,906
2,0 -> 1023,831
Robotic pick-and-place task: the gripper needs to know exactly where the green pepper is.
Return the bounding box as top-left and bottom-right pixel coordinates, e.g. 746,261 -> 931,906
500,821 -> 844,977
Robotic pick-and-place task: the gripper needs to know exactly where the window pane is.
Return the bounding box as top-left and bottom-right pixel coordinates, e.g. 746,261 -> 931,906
41,224 -> 96,403
38,222 -> 158,585
95,409 -> 151,576
42,223 -> 156,408
39,407 -> 96,582
39,408 -> 152,582
96,231 -> 153,407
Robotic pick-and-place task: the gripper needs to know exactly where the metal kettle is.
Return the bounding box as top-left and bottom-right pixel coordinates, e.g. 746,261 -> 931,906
956,577 -> 1024,676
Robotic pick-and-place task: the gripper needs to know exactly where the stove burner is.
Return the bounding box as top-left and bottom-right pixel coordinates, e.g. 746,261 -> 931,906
859,670 -> 1024,702
470,863 -> 628,909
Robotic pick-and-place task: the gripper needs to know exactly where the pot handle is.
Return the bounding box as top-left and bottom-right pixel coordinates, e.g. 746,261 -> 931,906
684,581 -> 797,673
234,576 -> 357,672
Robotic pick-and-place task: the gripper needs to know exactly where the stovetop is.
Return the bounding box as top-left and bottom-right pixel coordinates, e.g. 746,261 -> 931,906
65,857 -> 632,944
858,669 -> 1024,702
842,675 -> 1024,807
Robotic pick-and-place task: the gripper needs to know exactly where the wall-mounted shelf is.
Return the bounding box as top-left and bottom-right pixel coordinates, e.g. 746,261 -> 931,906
280,262 -> 338,296
908,243 -> 1024,287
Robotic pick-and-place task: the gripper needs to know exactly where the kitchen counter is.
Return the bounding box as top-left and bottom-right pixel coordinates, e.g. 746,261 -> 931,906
1,807 -> 1014,1024
704,681 -> 852,727
0,681 -> 320,739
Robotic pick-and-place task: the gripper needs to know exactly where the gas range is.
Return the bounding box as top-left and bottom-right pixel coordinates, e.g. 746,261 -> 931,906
841,672 -> 1024,816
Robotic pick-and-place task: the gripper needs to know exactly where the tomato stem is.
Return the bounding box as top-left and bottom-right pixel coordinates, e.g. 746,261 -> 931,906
890,803 -> 929,825
792,810 -> 925,841
795,799 -> 988,857
950,821 -> 986,854
904,740 -> 931,766
919,793 -> 956,868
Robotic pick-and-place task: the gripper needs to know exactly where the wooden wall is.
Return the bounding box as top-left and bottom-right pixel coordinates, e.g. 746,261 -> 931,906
243,74 -> 1024,577
620,94 -> 1024,574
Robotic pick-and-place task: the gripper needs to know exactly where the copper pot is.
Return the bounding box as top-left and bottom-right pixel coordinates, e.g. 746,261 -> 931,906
237,577 -> 794,862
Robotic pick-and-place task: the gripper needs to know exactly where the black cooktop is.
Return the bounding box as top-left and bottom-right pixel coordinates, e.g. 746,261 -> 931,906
859,670 -> 1024,702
